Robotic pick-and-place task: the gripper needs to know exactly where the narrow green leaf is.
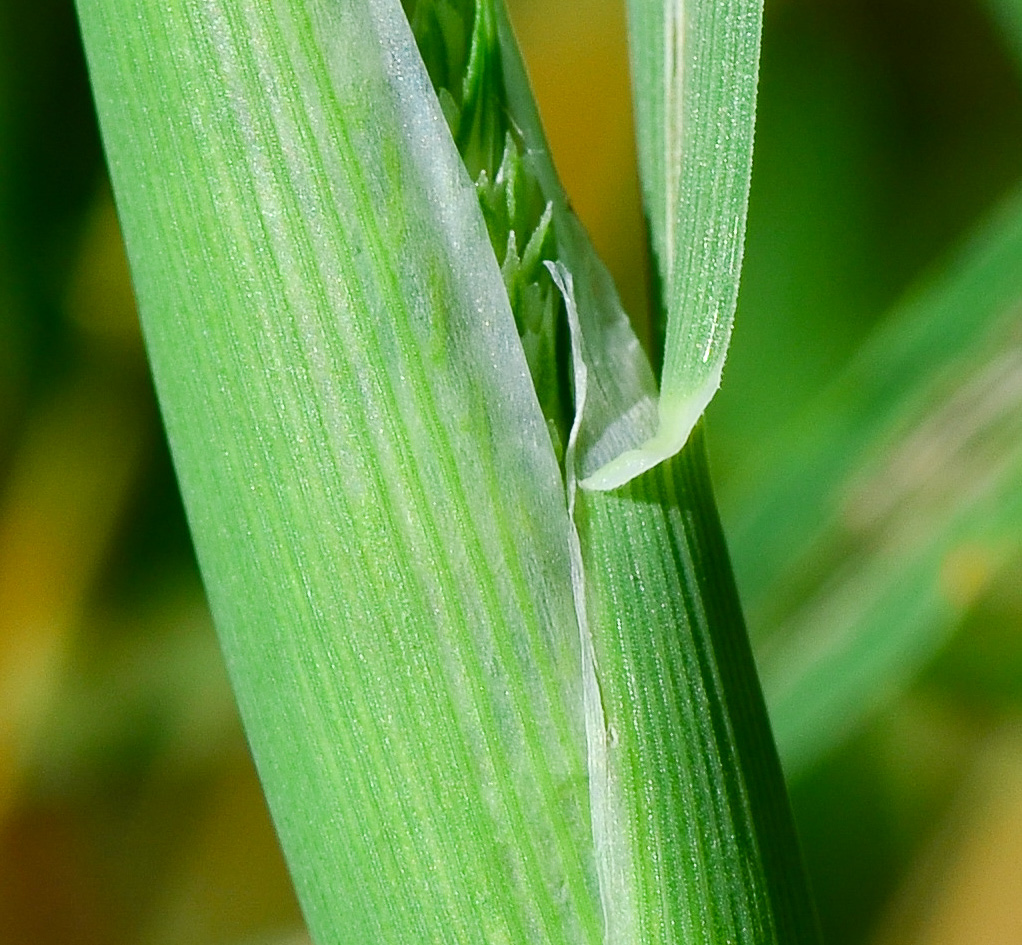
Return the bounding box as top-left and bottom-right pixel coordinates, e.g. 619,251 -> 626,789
730,187 -> 1022,776
584,0 -> 763,490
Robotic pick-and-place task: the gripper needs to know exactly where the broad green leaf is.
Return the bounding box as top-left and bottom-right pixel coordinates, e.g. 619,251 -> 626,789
729,187 -> 1022,776
77,0 -> 602,941
584,0 -> 763,490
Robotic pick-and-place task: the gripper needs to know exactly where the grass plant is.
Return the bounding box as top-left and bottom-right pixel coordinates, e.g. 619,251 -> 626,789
50,0 -> 1022,942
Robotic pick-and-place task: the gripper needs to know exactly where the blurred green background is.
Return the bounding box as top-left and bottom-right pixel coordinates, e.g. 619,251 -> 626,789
1,0 -> 1021,942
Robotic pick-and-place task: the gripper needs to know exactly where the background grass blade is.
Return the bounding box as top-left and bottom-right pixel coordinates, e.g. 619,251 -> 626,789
988,0 -> 1022,67
76,0 -> 608,941
728,187 -> 1022,777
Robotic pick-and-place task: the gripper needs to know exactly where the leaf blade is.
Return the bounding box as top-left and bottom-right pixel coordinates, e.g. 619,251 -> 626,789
77,0 -> 605,940
589,0 -> 763,490
731,187 -> 1022,776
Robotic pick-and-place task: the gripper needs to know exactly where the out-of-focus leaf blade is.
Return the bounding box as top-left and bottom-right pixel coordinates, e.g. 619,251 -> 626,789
988,0 -> 1022,68
729,187 -> 1022,777
76,0 -> 605,941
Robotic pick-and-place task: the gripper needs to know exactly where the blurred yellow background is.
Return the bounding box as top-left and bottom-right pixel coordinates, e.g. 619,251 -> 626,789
2,0 -> 1021,942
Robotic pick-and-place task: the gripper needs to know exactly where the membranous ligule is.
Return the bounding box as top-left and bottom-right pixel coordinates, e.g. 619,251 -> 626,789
403,0 -> 572,465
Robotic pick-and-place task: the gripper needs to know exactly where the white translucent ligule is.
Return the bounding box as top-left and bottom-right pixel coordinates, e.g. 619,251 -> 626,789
579,368 -> 722,491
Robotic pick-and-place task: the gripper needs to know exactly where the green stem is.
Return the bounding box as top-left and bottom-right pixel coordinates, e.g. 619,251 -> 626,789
578,426 -> 820,942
